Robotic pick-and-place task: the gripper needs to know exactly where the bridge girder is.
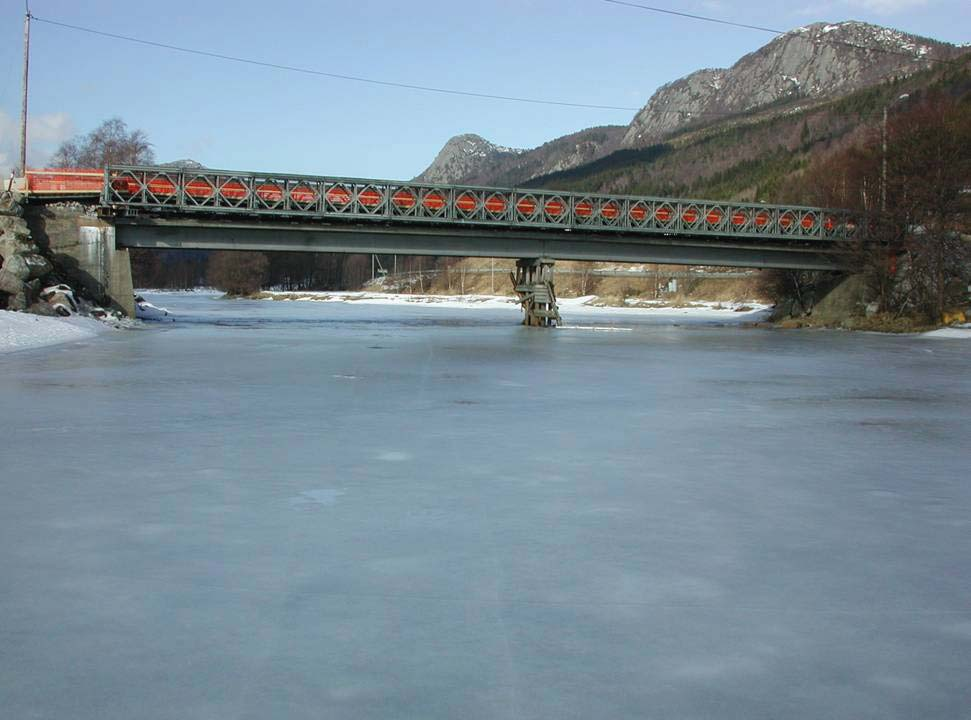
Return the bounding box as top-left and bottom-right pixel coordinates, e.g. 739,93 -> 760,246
113,217 -> 845,272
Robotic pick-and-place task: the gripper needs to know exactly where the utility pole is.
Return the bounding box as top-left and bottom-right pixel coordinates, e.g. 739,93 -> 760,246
881,105 -> 888,212
19,6 -> 31,177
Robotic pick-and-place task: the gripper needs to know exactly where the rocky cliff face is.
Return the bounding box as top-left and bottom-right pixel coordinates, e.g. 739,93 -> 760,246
414,134 -> 525,184
0,193 -> 53,312
417,21 -> 963,187
414,127 -> 624,186
622,21 -> 959,147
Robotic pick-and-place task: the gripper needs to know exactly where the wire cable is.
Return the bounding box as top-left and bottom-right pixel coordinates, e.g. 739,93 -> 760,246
603,0 -> 965,66
30,13 -> 966,122
31,16 -> 641,112
603,0 -> 785,33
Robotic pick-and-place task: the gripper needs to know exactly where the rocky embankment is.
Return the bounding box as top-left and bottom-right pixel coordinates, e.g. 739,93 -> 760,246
769,273 -> 971,332
0,191 -> 129,323
0,191 -> 56,313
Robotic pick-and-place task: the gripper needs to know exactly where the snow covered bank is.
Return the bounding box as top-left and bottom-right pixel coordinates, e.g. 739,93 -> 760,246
252,290 -> 774,320
134,287 -> 219,295
922,324 -> 971,339
0,310 -> 111,354
253,290 -> 517,309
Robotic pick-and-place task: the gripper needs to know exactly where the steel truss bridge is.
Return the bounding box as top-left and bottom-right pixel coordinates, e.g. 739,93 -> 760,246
24,165 -> 860,325
86,165 -> 855,272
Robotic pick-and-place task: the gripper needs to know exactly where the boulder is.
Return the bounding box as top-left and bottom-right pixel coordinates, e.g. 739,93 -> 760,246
0,269 -> 28,310
0,252 -> 50,282
27,300 -> 58,317
0,214 -> 31,238
22,253 -> 53,281
808,274 -> 869,324
45,292 -> 74,316
0,192 -> 24,217
40,284 -> 77,315
0,215 -> 33,258
1,253 -> 29,281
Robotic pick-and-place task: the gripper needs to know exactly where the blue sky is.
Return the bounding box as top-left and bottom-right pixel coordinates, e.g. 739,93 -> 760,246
1,0 -> 967,179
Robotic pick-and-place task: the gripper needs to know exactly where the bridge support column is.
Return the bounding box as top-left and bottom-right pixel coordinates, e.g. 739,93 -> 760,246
24,205 -> 135,316
511,258 -> 560,327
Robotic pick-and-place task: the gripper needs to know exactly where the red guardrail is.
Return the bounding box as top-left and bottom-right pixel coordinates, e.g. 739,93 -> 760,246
25,168 -> 104,195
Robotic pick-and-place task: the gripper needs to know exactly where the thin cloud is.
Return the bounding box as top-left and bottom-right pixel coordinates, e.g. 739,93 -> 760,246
798,0 -> 931,15
0,110 -> 75,175
846,0 -> 930,11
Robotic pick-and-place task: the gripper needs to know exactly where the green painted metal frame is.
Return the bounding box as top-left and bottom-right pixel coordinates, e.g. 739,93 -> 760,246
102,165 -> 860,244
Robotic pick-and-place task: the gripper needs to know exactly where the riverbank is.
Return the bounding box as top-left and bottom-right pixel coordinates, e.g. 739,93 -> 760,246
364,258 -> 771,308
0,309 -> 110,353
250,289 -> 774,321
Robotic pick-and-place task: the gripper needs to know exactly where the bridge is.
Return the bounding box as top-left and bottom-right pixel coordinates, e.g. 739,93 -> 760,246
22,165 -> 858,325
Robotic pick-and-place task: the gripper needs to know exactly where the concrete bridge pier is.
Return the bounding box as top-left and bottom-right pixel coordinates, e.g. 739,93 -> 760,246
25,205 -> 135,316
511,258 -> 560,327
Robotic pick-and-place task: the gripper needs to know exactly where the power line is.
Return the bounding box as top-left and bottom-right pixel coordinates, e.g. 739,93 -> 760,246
602,0 -> 784,34
22,15 -> 781,119
29,13 -> 965,124
31,16 -> 641,112
602,0 -> 964,66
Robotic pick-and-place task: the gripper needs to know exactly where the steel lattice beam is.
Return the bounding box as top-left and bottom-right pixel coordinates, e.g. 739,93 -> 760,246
101,165 -> 860,246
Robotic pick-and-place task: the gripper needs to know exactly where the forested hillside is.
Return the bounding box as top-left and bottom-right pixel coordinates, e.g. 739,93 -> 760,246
523,56 -> 971,204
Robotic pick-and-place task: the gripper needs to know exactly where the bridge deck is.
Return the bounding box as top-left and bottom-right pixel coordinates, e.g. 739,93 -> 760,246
24,165 -> 856,270
99,165 -> 857,245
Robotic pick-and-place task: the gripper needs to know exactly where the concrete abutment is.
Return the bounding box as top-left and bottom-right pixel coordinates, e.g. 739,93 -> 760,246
24,203 -> 135,317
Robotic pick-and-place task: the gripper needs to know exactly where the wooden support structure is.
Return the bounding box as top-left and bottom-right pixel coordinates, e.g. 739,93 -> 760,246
510,258 -> 560,327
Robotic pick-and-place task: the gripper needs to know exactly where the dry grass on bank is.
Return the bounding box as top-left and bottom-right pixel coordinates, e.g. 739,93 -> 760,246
775,313 -> 941,333
394,258 -> 771,307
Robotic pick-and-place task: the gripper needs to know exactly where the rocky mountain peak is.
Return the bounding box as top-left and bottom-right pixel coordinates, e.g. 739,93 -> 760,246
622,20 -> 960,147
414,127 -> 624,186
414,134 -> 525,184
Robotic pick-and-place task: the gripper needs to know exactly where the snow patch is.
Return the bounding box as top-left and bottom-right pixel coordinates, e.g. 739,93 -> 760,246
254,291 -> 773,320
0,310 -> 107,354
922,325 -> 971,340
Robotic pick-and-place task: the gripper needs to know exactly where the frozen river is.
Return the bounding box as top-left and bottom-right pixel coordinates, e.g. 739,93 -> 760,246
2,292 -> 969,719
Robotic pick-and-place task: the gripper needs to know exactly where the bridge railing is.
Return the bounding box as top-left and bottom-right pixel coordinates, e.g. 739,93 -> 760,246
101,165 -> 859,242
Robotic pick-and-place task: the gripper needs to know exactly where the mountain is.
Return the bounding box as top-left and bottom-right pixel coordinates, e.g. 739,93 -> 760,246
414,134 -> 525,184
414,127 -> 624,186
523,54 -> 971,204
159,158 -> 205,169
622,21 -> 960,147
416,21 -> 965,188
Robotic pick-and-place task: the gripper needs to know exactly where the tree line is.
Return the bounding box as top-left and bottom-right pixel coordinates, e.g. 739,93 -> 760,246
130,248 -> 397,294
777,89 -> 970,322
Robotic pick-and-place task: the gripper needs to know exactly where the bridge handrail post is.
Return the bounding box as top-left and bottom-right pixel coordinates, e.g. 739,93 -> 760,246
101,167 -> 110,206
176,169 -> 185,210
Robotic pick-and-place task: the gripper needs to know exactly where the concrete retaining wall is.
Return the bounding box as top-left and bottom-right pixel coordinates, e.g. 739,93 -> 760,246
24,203 -> 134,316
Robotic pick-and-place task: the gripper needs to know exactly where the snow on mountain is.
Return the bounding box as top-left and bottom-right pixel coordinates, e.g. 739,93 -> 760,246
622,21 -> 961,147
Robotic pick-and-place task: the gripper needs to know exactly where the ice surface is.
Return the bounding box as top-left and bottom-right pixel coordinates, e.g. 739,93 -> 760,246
1,292 -> 970,719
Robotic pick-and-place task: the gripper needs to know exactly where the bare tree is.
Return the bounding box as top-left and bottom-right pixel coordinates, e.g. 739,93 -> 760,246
207,251 -> 269,296
51,117 -> 154,168
883,94 -> 971,319
784,91 -> 971,321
